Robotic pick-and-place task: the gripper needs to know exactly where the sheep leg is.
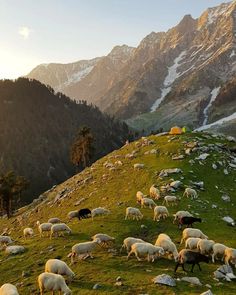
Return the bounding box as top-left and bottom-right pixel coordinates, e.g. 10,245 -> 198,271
127,250 -> 133,260
174,263 -> 180,272
135,253 -> 142,261
197,263 -> 201,271
212,254 -> 215,263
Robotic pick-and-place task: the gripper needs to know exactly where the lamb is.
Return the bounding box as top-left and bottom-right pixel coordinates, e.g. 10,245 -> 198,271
212,243 -> 227,263
23,227 -> 34,239
50,223 -> 72,239
45,259 -> 75,281
224,248 -> 236,268
0,283 -> 19,295
36,221 -> 53,237
69,239 -> 101,264
125,207 -> 143,220
91,207 -> 110,220
91,233 -> 115,247
181,228 -> 208,244
162,195 -> 178,206
136,191 -> 145,203
183,187 -> 198,199
48,217 -> 61,224
197,239 -> 215,255
185,238 -> 202,250
173,211 -> 193,224
120,237 -> 146,253
149,185 -> 161,200
140,197 -> 156,209
153,206 -> 169,221
5,245 -> 25,255
127,242 -> 164,262
155,235 -> 178,261
0,235 -> 13,246
38,272 -> 71,295
178,216 -> 202,229
175,249 -> 209,273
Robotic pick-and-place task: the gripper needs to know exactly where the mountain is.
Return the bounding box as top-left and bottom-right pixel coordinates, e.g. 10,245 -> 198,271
27,1 -> 236,136
0,78 -> 131,203
0,132 -> 235,294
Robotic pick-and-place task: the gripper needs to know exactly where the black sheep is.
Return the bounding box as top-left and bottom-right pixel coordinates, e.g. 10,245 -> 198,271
174,249 -> 209,273
77,208 -> 91,220
178,216 -> 202,229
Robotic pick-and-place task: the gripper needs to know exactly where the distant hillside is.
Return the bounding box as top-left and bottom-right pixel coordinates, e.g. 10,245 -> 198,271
0,132 -> 235,294
0,78 -> 131,203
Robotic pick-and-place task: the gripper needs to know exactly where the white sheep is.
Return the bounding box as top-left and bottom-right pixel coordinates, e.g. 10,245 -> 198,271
38,272 -> 71,295
125,207 -> 143,220
185,237 -> 202,250
23,227 -> 34,239
127,242 -> 164,262
136,191 -> 145,203
155,237 -> 178,261
134,163 -> 144,169
173,210 -> 193,224
0,283 -> 19,295
224,248 -> 236,268
69,239 -> 101,264
91,207 -> 110,220
67,211 -> 79,220
162,195 -> 178,206
50,223 -> 72,239
140,197 -> 156,209
36,221 -> 53,237
0,235 -> 13,246
183,187 -> 198,199
5,245 -> 25,255
149,185 -> 161,200
91,233 -> 115,247
181,228 -> 208,244
48,217 -> 61,224
156,233 -> 172,242
212,243 -> 227,263
197,239 -> 215,255
153,206 -> 169,221
45,259 -> 75,281
121,237 -> 146,253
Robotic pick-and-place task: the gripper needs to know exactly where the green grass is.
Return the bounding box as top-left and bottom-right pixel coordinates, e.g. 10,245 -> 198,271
0,132 -> 235,294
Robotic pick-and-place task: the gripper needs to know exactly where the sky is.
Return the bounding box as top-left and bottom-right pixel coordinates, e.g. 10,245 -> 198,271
0,0 -> 232,79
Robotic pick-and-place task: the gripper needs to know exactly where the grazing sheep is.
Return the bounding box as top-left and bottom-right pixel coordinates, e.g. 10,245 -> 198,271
38,272 -> 71,295
197,239 -> 215,255
134,163 -> 144,169
127,242 -> 164,262
150,185 -> 161,200
67,211 -> 79,220
23,227 -> 34,239
224,248 -> 236,268
175,249 -> 209,272
212,243 -> 227,263
0,236 -> 13,246
185,238 -> 202,250
183,188 -> 198,199
125,207 -> 143,220
173,211 -> 193,224
91,233 -> 115,247
69,239 -> 101,264
163,195 -> 178,206
140,197 -> 156,209
181,228 -> 208,244
153,206 -> 169,221
36,221 -> 53,237
156,233 -> 172,242
45,259 -> 75,281
0,283 -> 19,295
50,223 -> 71,239
178,216 -> 202,229
77,208 -> 91,220
121,237 -> 146,253
155,235 -> 178,261
48,217 -> 61,224
91,207 -> 110,220
136,191 -> 145,203
5,245 -> 25,255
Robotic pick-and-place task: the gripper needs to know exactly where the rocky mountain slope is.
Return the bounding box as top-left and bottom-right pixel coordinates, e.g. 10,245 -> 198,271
28,1 -> 236,136
0,132 -> 235,294
0,78 -> 130,203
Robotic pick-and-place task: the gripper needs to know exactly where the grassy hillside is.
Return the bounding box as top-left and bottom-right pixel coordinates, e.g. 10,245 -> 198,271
0,132 -> 235,294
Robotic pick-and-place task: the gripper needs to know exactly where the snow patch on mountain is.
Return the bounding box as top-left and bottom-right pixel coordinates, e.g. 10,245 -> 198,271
202,87 -> 221,125
197,111 -> 236,131
230,50 -> 236,58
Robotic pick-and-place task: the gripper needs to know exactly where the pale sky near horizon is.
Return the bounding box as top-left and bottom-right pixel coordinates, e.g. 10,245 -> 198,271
0,0 -> 232,79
